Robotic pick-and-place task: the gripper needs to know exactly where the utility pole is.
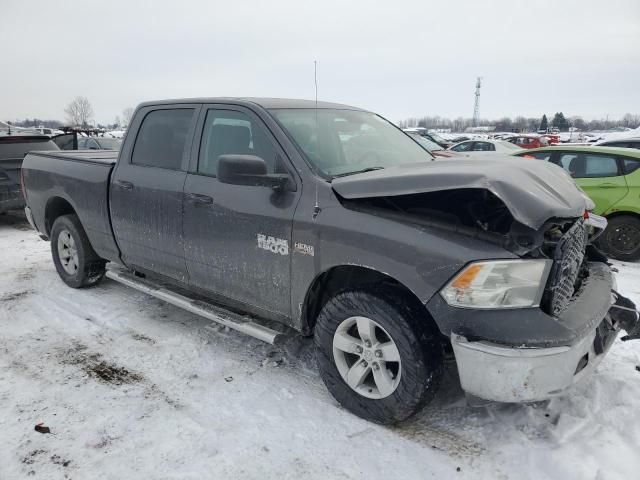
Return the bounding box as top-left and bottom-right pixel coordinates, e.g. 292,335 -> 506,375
472,77 -> 482,128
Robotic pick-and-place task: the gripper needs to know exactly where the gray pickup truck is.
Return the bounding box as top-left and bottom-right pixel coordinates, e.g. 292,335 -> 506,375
0,134 -> 58,214
21,98 -> 639,424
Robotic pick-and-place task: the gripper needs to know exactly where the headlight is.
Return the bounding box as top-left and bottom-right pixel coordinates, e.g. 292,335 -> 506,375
440,259 -> 552,309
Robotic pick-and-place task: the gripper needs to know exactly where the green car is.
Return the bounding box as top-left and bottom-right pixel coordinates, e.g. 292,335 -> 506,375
514,145 -> 640,260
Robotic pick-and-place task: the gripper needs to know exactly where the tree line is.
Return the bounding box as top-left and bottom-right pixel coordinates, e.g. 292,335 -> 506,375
398,112 -> 640,133
9,97 -> 640,134
8,97 -> 134,130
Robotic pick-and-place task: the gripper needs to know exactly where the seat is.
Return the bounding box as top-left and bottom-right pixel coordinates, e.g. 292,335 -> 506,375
568,156 -> 586,177
203,124 -> 251,175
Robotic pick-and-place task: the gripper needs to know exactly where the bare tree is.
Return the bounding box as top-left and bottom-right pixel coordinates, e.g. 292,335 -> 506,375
122,107 -> 134,126
64,96 -> 94,127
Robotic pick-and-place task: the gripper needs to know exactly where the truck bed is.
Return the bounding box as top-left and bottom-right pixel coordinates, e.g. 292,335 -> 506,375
22,150 -> 120,262
29,149 -> 119,165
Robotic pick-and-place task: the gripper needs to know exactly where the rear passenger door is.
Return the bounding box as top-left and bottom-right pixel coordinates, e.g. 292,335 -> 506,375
552,151 -> 628,215
182,105 -> 300,319
110,105 -> 200,281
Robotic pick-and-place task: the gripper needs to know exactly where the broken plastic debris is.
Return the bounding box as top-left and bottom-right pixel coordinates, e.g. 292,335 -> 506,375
34,423 -> 51,434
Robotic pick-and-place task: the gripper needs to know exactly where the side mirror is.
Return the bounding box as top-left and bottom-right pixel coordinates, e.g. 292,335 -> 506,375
217,154 -> 289,190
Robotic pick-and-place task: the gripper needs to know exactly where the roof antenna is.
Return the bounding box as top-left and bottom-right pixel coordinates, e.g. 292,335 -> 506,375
312,60 -> 321,221
314,60 -> 318,111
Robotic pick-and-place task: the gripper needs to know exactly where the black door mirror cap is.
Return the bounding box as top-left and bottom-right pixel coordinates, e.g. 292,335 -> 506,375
217,154 -> 289,190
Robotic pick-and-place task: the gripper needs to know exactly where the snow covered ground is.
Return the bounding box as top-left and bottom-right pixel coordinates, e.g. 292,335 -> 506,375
1,211 -> 639,480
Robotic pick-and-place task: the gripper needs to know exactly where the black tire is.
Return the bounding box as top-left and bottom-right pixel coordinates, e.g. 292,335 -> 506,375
314,289 -> 443,425
598,215 -> 640,261
50,214 -> 106,288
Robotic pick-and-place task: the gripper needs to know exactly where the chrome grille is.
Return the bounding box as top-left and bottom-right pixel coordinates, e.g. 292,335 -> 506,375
547,220 -> 588,316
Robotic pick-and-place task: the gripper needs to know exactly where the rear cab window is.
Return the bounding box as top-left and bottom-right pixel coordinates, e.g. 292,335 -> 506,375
132,109 -> 195,170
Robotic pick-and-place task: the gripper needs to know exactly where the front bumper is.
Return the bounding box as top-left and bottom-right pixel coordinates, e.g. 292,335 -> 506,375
451,318 -> 617,403
437,261 -> 631,403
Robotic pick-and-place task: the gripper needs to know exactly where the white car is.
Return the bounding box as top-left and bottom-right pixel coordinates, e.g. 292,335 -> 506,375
34,127 -> 65,137
448,139 -> 523,154
595,136 -> 640,150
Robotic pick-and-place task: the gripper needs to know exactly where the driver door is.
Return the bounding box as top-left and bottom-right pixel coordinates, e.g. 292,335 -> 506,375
182,105 -> 300,319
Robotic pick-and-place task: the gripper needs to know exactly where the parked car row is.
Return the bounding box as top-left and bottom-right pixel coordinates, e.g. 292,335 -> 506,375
515,145 -> 640,260
401,127 -> 640,261
448,139 -> 523,154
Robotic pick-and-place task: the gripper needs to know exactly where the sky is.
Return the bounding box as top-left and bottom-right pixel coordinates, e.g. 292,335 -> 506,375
1,0 -> 639,125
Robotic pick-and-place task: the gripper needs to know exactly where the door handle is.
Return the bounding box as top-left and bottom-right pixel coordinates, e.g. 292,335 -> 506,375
185,193 -> 213,205
114,180 -> 134,190
599,183 -> 618,188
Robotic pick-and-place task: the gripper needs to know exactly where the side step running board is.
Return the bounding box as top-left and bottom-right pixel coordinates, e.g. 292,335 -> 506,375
105,267 -> 287,344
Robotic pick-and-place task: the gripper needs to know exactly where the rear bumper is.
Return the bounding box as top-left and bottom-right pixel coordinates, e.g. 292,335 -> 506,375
0,182 -> 24,213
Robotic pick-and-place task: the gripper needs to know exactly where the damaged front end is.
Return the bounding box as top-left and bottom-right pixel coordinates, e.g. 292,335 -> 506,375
332,159 -> 640,402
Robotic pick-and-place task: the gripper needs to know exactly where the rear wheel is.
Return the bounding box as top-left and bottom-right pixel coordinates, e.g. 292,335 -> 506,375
314,289 -> 443,424
599,215 -> 640,261
50,214 -> 106,288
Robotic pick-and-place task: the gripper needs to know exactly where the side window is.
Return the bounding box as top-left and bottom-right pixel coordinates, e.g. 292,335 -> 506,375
132,108 -> 194,170
531,151 -> 552,161
77,138 -> 86,149
556,153 -> 620,178
451,142 -> 473,152
622,158 -> 640,175
198,109 -> 279,176
472,142 -> 493,151
583,154 -> 619,177
87,139 -> 100,149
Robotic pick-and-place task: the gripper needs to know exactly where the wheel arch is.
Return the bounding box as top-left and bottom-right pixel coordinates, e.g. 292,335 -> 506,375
299,264 -> 438,336
44,196 -> 77,236
604,210 -> 640,221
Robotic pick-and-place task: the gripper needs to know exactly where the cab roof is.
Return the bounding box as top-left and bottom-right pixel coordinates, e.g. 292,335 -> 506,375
137,97 -> 365,111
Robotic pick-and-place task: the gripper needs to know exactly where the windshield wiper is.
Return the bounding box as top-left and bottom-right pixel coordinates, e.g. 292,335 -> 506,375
331,167 -> 384,178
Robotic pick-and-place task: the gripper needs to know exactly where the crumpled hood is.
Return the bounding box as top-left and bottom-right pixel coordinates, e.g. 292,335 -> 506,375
331,156 -> 594,230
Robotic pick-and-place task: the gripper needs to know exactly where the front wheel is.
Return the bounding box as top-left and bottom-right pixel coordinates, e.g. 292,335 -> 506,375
314,289 -> 443,424
599,215 -> 640,261
50,214 -> 106,288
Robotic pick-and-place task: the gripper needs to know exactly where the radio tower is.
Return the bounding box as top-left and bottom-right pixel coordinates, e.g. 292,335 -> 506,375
472,77 -> 482,127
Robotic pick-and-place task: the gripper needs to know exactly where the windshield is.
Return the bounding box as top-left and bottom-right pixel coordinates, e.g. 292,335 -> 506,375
269,108 -> 433,177
428,132 -> 447,144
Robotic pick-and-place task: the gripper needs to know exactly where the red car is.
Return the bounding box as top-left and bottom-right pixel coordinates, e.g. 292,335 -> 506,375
507,134 -> 549,149
542,134 -> 561,145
